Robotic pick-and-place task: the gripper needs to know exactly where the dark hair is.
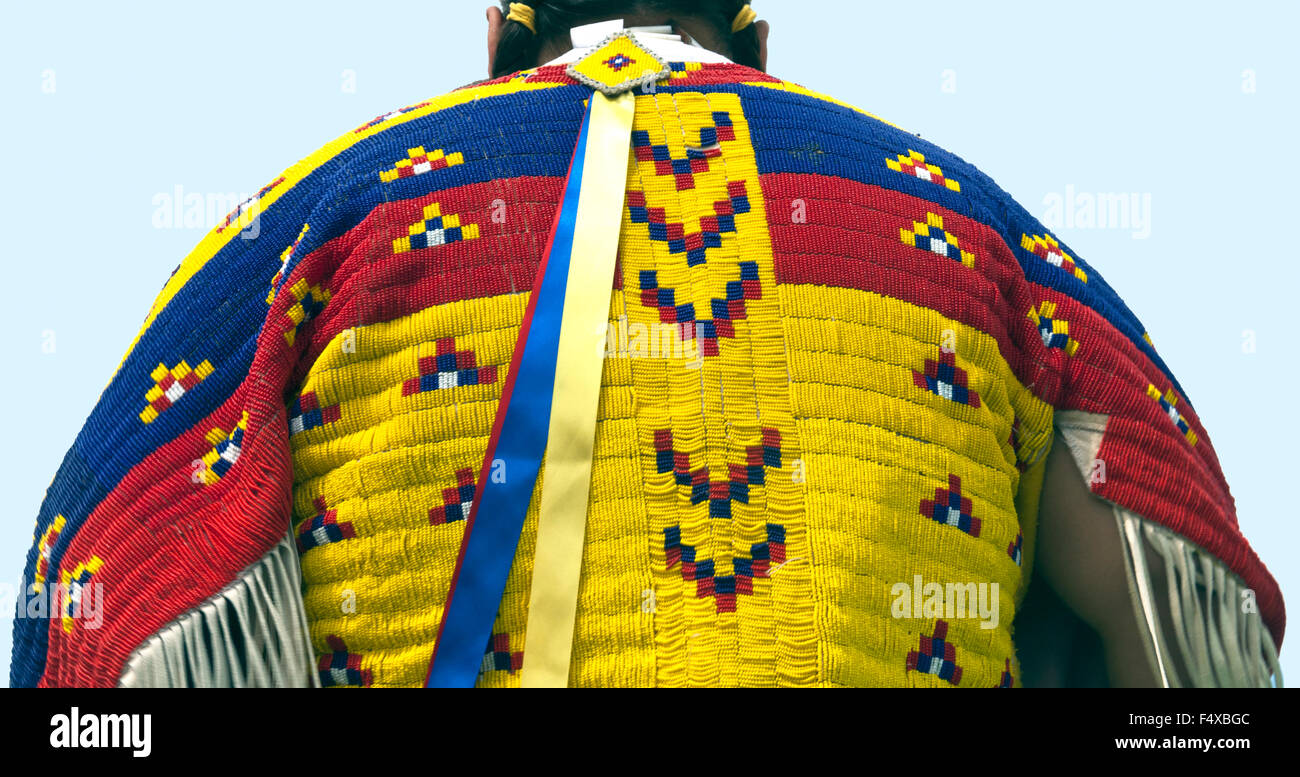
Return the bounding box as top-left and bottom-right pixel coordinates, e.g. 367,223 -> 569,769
492,1 -> 762,78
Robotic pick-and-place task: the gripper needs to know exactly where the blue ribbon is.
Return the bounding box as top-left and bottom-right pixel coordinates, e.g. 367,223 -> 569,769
425,99 -> 594,688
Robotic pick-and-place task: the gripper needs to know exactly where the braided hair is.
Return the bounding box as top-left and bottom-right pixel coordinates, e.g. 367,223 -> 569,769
492,1 -> 762,78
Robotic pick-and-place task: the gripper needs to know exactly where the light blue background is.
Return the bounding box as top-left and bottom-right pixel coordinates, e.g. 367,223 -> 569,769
1,0 -> 1294,685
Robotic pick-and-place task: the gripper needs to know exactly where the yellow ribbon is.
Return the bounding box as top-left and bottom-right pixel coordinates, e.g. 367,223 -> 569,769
521,90 -> 636,688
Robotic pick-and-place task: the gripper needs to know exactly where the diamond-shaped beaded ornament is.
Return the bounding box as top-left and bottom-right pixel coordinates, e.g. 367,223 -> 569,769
566,31 -> 670,96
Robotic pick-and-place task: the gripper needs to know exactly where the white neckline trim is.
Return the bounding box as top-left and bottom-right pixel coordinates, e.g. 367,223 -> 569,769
541,19 -> 733,67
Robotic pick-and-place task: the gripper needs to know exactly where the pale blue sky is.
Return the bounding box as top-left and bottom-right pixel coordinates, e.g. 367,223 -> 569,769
1,0 -> 1295,685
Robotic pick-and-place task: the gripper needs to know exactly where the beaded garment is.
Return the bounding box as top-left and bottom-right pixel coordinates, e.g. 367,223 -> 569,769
12,60 -> 1283,688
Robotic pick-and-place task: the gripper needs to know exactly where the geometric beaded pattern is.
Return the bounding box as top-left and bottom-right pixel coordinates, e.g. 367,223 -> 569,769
281,277 -> 332,347
268,223 -> 311,304
392,201 -> 481,255
1147,383 -> 1198,446
379,146 -> 465,183
621,90 -> 815,686
198,410 -> 249,485
140,359 -> 214,423
430,468 -> 476,525
565,31 -> 668,96
779,265 -> 1036,687
318,635 -> 372,687
1021,232 -> 1088,283
289,390 -> 342,436
480,632 -> 524,675
886,150 -> 961,192
900,211 -> 975,268
631,111 -> 734,191
604,53 -> 636,71
905,620 -> 963,685
663,523 -> 787,614
32,514 -> 67,596
296,497 -> 356,554
637,260 -> 762,357
667,61 -> 704,79
280,87 -> 1040,690
401,338 -> 498,396
627,180 -> 752,267
919,474 -> 982,537
1026,300 -> 1080,356
59,555 -> 104,634
913,348 -> 982,408
652,428 -> 782,518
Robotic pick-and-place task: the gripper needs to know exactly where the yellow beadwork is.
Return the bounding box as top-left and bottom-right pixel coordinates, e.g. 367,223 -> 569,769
1027,300 -> 1080,356
567,32 -> 668,95
289,90 -> 1054,687
59,556 -> 104,634
32,514 -> 67,595
780,284 -> 1051,685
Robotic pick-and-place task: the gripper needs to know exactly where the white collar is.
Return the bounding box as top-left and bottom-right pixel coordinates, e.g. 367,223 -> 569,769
541,19 -> 733,66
